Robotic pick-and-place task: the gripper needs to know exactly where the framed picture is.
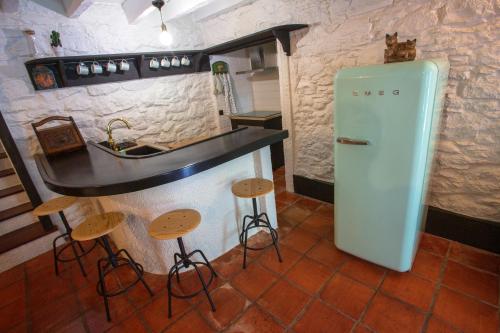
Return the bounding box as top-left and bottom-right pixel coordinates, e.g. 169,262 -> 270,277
31,64 -> 59,90
32,116 -> 86,156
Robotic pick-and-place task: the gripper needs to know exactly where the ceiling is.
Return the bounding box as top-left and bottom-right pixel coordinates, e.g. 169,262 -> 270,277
13,0 -> 251,23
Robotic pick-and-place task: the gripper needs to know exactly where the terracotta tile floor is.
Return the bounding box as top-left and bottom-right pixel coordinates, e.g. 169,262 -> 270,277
1,168 -> 499,332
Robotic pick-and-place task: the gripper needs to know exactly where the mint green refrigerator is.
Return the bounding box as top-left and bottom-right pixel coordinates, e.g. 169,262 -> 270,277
333,60 -> 449,271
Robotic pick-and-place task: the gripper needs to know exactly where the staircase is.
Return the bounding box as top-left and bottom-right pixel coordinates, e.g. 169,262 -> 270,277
0,143 -> 58,272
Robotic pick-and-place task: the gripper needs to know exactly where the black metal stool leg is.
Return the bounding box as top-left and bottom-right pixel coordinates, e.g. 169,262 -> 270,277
239,215 -> 253,245
242,225 -> 250,269
252,198 -> 259,226
269,228 -> 282,262
59,211 -> 85,253
52,236 -> 60,275
167,263 -> 179,318
76,241 -> 85,253
120,249 -> 154,297
69,238 -> 87,276
259,212 -> 282,263
97,258 -> 111,321
191,249 -> 217,277
173,253 -> 181,283
101,235 -> 119,267
193,263 -> 216,312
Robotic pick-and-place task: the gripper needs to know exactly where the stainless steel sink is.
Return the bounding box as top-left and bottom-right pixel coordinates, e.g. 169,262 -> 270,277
97,140 -> 137,151
123,145 -> 164,156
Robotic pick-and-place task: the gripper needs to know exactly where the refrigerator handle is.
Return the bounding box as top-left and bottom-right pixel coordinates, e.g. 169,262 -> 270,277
336,137 -> 370,145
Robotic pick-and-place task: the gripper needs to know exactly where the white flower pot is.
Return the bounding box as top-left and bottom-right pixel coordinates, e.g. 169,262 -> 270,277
52,46 -> 64,57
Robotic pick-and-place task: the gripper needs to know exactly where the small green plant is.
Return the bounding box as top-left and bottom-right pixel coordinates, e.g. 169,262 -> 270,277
50,30 -> 62,47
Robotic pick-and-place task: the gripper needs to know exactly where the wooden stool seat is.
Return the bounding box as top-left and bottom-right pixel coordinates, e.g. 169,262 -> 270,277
33,196 -> 77,217
72,212 -> 124,241
149,209 -> 201,240
231,178 -> 274,199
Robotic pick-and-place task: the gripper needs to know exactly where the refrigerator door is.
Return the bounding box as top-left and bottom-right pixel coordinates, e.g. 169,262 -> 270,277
334,60 -> 440,271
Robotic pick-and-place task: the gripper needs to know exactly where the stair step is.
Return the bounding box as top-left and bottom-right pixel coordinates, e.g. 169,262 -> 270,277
0,223 -> 57,255
0,202 -> 33,223
0,185 -> 24,199
0,211 -> 37,236
0,175 -> 20,190
0,168 -> 15,178
0,158 -> 12,171
0,191 -> 29,211
0,152 -> 7,159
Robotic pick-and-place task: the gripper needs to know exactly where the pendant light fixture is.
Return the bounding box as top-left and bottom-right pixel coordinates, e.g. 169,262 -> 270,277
152,0 -> 173,46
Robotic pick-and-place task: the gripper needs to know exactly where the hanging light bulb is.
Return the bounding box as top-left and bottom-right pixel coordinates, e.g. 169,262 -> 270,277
159,23 -> 173,46
152,0 -> 173,46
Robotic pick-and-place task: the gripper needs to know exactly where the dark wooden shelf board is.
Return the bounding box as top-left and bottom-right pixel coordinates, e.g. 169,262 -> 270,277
24,24 -> 308,90
0,168 -> 15,178
0,202 -> 33,223
0,185 -> 24,199
0,223 -> 57,254
204,24 -> 308,56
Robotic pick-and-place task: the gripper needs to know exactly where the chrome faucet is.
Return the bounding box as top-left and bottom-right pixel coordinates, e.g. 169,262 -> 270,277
106,118 -> 131,151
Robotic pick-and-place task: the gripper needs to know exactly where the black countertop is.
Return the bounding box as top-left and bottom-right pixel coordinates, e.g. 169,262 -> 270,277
34,127 -> 288,197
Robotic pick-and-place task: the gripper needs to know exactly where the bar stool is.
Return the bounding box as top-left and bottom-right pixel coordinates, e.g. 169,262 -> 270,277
149,209 -> 217,318
72,212 -> 154,321
33,196 -> 97,276
232,178 -> 282,269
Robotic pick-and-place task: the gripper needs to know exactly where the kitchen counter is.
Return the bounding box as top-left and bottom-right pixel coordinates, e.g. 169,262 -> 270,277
34,127 -> 287,273
228,111 -> 281,121
35,127 -> 288,197
228,113 -> 284,170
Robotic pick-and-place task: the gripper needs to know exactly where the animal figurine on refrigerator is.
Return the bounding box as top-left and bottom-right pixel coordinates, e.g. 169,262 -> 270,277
384,32 -> 416,63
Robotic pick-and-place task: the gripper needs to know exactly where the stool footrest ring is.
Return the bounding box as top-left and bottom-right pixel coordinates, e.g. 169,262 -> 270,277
96,240 -> 154,322
53,232 -> 99,277
167,242 -> 217,318
96,258 -> 145,297
168,261 -> 215,299
54,235 -> 98,263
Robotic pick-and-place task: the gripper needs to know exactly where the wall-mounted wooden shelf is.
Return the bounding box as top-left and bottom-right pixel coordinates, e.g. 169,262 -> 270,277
204,24 -> 308,56
25,24 -> 308,91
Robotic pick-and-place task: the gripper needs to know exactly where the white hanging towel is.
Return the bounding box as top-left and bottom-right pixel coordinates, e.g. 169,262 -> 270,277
221,73 -> 237,115
213,73 -> 224,95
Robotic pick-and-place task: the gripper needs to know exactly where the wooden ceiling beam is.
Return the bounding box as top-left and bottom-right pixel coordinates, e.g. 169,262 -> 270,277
61,0 -> 94,18
122,0 -> 155,24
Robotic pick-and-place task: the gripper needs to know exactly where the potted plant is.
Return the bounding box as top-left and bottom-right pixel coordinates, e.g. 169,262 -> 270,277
50,30 -> 63,56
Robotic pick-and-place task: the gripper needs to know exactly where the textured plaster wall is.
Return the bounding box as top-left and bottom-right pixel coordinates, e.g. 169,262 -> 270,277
197,0 -> 500,222
0,0 -> 218,219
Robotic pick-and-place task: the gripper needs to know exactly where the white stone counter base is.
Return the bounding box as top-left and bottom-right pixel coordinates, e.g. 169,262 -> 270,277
93,147 -> 276,274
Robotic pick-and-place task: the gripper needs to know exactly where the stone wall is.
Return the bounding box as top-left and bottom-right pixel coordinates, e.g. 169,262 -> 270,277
0,0 -> 218,208
197,0 -> 500,222
0,0 -> 498,225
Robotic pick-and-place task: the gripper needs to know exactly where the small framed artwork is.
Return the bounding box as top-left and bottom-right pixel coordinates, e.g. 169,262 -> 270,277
32,116 -> 86,156
31,64 -> 58,90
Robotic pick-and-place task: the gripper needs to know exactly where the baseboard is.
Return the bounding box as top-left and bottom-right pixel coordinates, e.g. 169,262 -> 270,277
293,175 -> 333,203
293,174 -> 500,254
425,206 -> 500,254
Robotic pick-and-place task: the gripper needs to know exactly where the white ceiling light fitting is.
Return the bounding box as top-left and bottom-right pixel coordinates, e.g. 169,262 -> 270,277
152,0 -> 173,46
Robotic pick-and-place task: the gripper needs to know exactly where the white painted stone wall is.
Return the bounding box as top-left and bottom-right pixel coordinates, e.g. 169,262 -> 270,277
0,0 -> 218,229
197,0 -> 500,222
0,0 -> 498,227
